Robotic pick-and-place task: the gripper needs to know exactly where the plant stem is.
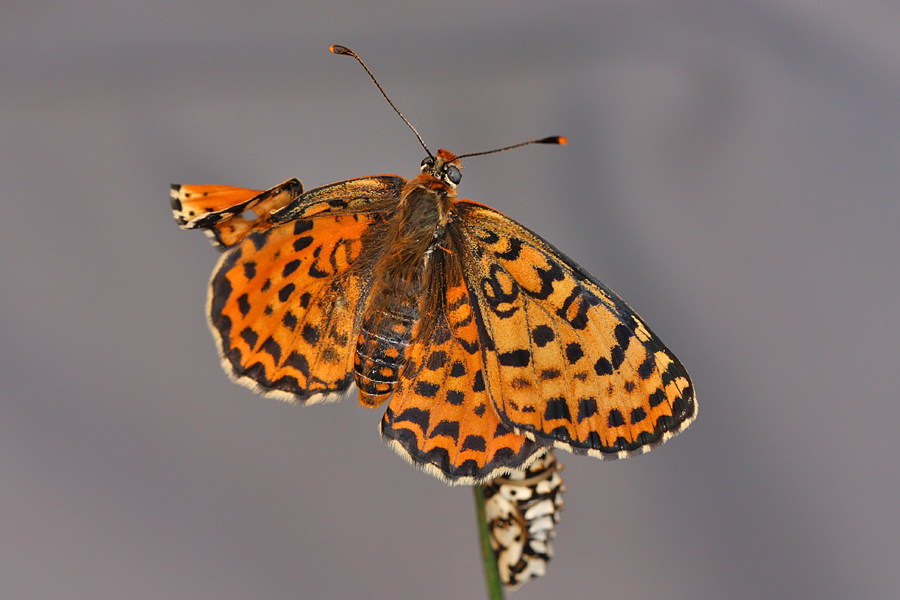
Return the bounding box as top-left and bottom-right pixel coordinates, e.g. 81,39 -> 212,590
473,485 -> 505,600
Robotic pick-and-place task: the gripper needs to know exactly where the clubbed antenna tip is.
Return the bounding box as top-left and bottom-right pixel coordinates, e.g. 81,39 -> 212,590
455,136 -> 569,160
329,45 -> 353,57
539,136 -> 567,145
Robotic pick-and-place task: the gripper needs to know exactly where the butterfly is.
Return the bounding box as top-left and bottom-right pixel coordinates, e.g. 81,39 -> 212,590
171,45 -> 696,484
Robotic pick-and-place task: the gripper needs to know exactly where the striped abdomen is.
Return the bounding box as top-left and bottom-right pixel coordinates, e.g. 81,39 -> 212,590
354,302 -> 418,406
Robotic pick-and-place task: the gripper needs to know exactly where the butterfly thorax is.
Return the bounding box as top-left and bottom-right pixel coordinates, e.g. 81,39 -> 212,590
354,152 -> 459,407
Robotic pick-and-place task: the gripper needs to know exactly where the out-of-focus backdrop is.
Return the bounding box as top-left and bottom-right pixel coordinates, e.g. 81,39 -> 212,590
2,2 -> 899,599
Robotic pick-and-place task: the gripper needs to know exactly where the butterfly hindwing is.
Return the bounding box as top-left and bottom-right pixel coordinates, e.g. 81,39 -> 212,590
381,246 -> 547,483
453,201 -> 696,458
210,213 -> 374,402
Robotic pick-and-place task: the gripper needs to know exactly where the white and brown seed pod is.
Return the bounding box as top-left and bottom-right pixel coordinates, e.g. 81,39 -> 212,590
483,452 -> 566,590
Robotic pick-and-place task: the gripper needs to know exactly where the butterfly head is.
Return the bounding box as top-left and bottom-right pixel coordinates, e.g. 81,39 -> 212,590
420,149 -> 462,189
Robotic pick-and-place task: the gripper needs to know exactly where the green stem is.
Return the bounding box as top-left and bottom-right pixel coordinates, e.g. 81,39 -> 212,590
473,485 -> 505,600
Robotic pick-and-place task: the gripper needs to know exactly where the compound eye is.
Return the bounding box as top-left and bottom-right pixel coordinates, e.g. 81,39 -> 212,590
420,156 -> 435,171
444,164 -> 462,185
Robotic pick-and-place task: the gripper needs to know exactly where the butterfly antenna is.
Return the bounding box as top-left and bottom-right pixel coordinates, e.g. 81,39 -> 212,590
330,45 -> 433,159
455,136 -> 567,160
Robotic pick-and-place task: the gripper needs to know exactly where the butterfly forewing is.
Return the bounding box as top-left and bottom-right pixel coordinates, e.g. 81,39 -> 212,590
271,175 -> 406,222
453,201 -> 695,458
171,180 -> 304,249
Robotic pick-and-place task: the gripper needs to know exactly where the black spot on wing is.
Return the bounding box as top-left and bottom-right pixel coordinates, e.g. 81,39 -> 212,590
608,409 -> 625,427
278,283 -> 295,303
594,357 -> 613,376
610,436 -> 629,452
430,420 -> 460,442
282,259 -> 301,278
308,261 -> 330,278
638,354 -> 656,379
461,435 -> 487,452
240,327 -> 259,348
672,394 -> 690,419
556,285 -> 600,330
610,345 -> 625,369
565,342 -> 584,364
532,324 -> 555,347
414,381 -> 440,398
614,324 -> 632,350
293,236 -> 314,252
301,324 -> 320,345
547,425 -> 572,442
477,229 -> 500,244
633,430 -> 658,446
270,374 -> 301,394
261,337 -> 281,364
458,337 -> 479,354
446,390 -> 465,406
577,397 -> 598,422
396,407 -> 430,432
449,361 -> 466,377
539,369 -> 561,381
473,370 -> 486,393
655,413 -> 676,433
498,349 -> 530,367
480,264 -> 519,318
210,249 -> 238,322
630,407 -> 647,424
544,397 -> 571,421
284,351 -> 310,378
237,293 -> 250,317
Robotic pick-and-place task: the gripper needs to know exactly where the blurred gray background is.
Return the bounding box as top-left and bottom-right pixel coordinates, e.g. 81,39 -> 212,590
2,1 -> 899,599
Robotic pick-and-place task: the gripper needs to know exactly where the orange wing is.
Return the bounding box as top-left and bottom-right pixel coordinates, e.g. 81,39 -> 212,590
381,245 -> 547,483
174,176 -> 406,403
171,179 -> 303,249
452,201 -> 696,459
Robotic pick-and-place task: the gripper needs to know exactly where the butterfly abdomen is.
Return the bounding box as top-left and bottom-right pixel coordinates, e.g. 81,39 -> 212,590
355,304 -> 418,406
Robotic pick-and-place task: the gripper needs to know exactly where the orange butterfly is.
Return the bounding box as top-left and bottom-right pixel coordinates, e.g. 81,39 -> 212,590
171,45 -> 695,484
